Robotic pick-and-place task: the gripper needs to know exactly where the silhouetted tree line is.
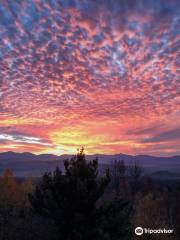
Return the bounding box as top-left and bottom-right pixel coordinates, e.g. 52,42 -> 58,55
0,148 -> 179,240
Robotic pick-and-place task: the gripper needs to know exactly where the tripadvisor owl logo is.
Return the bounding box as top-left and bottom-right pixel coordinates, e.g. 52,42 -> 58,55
135,227 -> 143,236
135,227 -> 174,236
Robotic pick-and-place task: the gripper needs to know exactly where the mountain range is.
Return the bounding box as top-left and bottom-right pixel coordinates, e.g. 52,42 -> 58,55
0,151 -> 180,178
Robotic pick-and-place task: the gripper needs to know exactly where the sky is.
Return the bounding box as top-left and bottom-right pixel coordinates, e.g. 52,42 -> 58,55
0,0 -> 180,156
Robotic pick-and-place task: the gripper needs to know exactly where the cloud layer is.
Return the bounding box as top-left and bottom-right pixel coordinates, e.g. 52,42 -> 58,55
0,0 -> 179,156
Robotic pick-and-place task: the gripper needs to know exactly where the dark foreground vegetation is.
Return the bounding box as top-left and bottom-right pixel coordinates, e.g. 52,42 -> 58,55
0,148 -> 179,240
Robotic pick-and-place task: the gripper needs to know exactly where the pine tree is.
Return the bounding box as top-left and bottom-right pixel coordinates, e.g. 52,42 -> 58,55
29,148 -> 132,240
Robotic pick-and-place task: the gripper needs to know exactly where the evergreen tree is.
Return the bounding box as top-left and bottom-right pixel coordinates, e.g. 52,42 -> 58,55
29,148 -> 132,240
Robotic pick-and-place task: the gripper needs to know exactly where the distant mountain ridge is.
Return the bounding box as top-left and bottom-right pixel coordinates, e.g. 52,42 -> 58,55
0,151 -> 180,177
0,151 -> 62,162
0,151 -> 180,167
1,151 -> 180,161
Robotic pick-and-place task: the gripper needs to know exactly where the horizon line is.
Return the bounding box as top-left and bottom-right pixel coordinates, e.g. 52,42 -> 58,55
0,150 -> 179,158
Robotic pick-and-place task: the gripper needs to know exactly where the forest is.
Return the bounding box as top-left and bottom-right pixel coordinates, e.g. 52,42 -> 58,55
0,148 -> 179,240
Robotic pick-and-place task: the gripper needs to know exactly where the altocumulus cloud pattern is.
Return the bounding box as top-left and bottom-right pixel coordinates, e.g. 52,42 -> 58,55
0,0 -> 180,155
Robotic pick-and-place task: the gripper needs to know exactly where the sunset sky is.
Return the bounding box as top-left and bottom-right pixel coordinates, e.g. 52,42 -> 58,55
0,0 -> 179,156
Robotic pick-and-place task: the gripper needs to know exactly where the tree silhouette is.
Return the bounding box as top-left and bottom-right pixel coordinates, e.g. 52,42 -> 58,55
111,160 -> 129,198
128,161 -> 143,196
29,148 -> 132,240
